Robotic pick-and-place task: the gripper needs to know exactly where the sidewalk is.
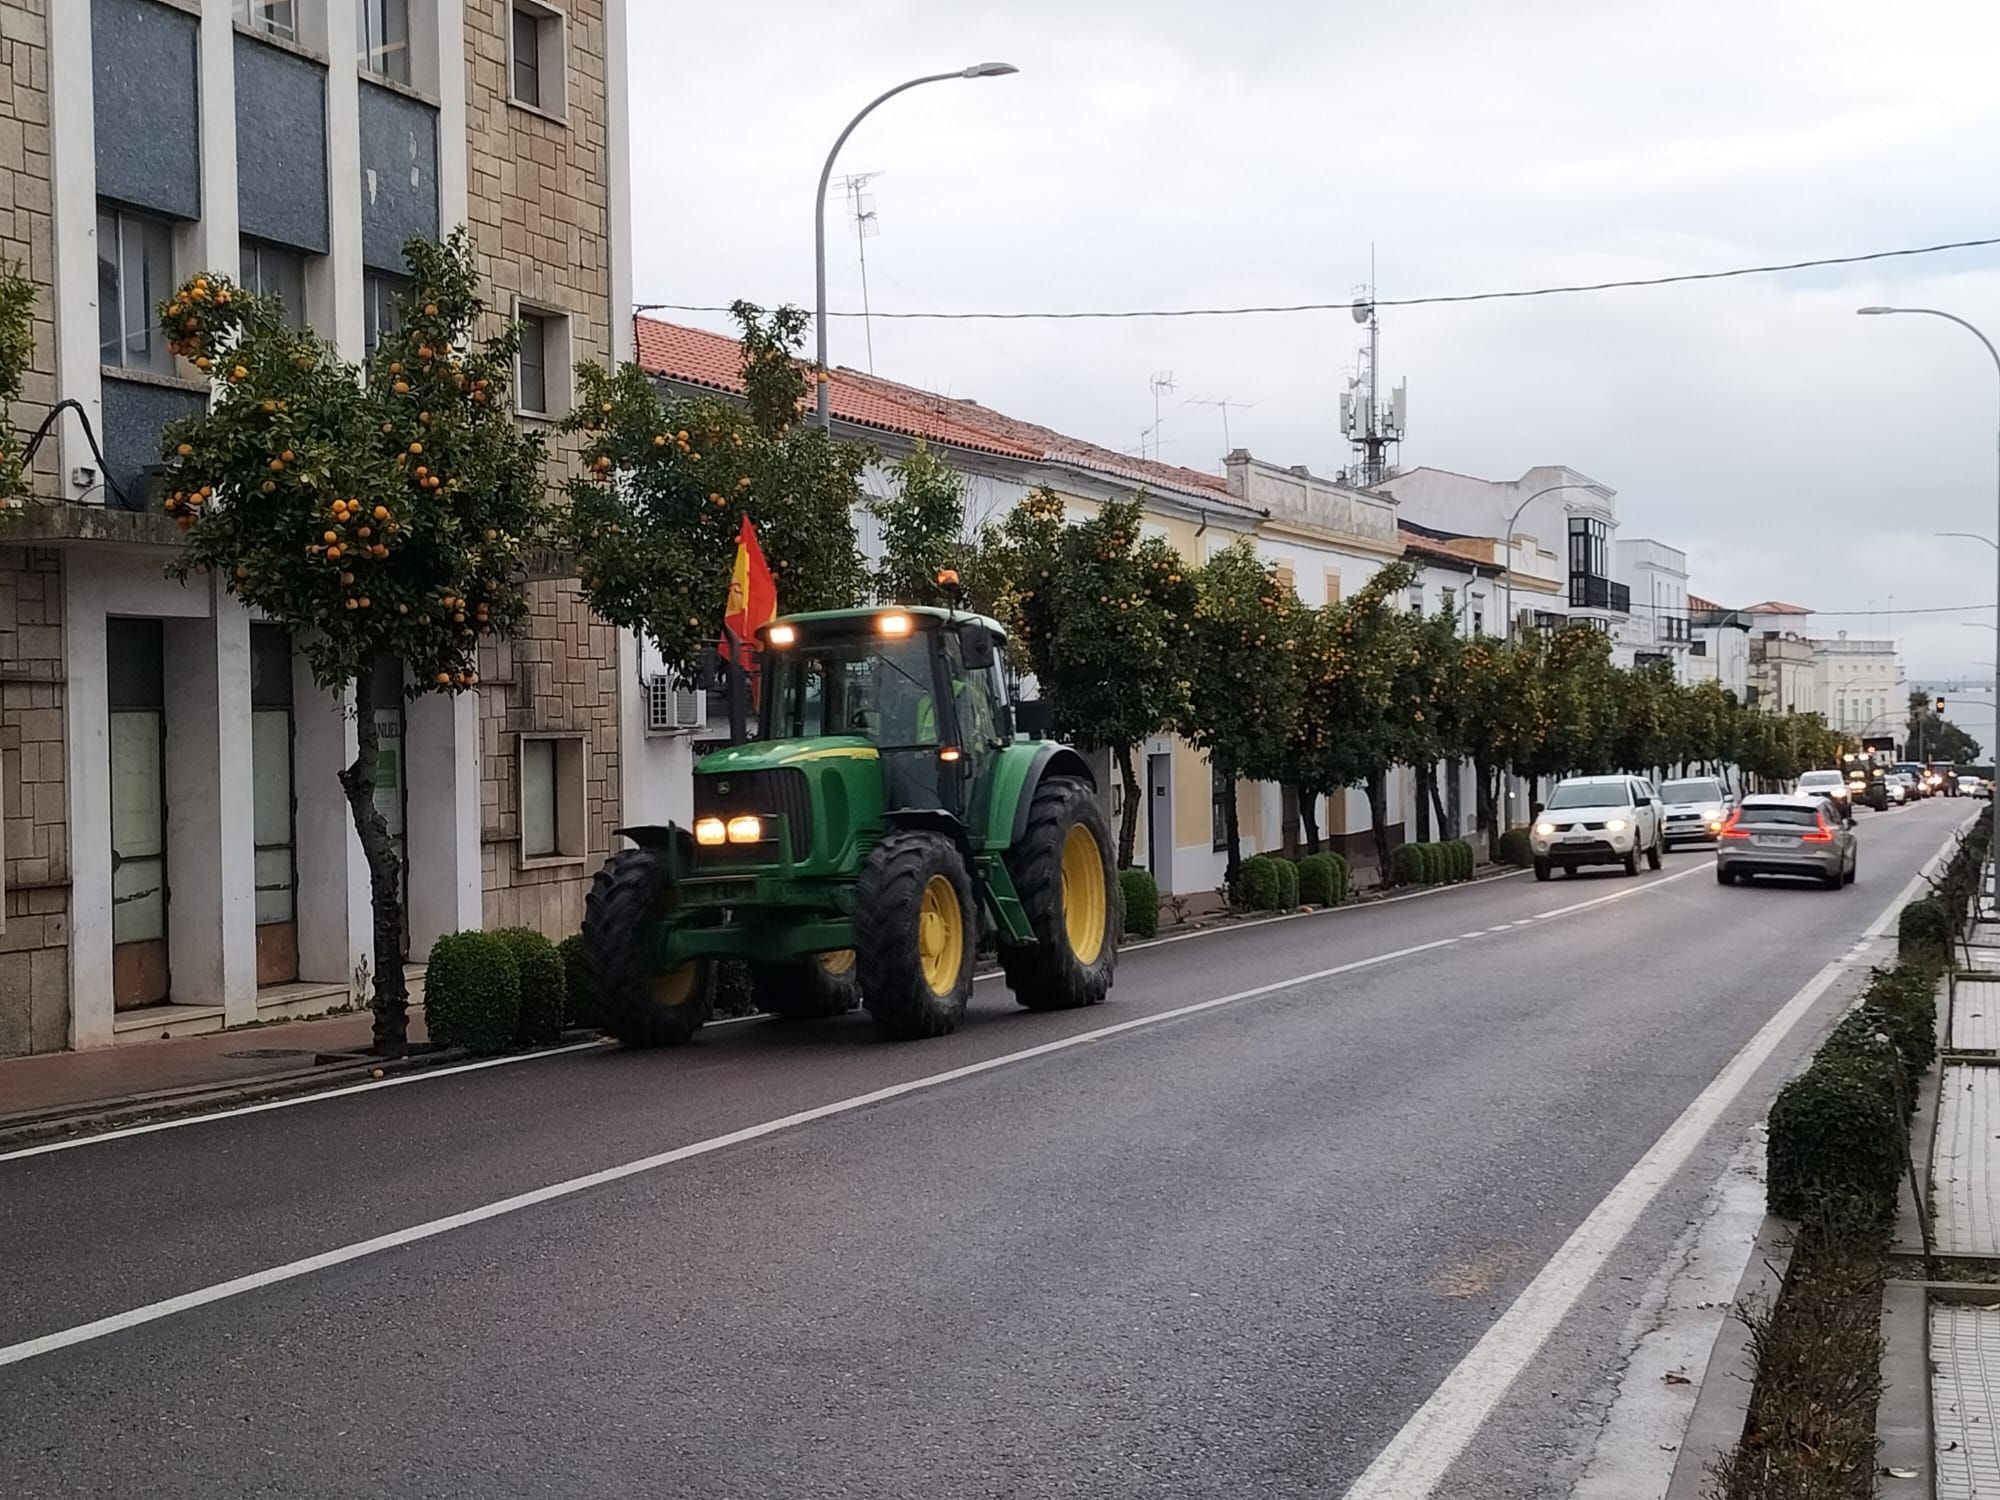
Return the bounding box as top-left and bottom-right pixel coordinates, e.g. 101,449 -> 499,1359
0,1004 -> 430,1138
1916,889 -> 2000,1498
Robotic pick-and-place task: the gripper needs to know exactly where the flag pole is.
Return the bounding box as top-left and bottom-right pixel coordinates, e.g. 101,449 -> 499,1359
723,624 -> 749,745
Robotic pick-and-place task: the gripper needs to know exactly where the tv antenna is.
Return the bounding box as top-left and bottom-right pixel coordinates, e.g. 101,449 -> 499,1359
1185,395 -> 1260,455
1145,371 -> 1176,460
841,171 -> 883,372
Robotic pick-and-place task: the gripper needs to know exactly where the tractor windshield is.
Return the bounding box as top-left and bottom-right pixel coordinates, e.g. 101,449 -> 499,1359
761,634 -> 941,748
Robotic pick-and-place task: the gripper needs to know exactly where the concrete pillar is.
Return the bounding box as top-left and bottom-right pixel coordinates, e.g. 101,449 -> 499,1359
61,589 -> 112,1048
405,688 -> 481,954
291,666 -> 371,993
45,0 -> 102,505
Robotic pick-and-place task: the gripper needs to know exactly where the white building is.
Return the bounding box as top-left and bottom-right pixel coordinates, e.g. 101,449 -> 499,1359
1813,635 -> 1906,741
1687,597 -> 1752,702
1615,538 -> 1691,676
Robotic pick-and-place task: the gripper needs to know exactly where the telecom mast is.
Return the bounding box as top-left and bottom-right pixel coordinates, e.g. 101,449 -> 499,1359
1339,283 -> 1407,488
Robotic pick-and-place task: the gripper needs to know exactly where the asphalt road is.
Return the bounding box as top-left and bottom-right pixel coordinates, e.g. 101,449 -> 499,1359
0,797 -> 1971,1499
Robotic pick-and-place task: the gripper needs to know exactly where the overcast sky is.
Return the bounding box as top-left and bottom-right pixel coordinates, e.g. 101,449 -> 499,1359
629,0 -> 2000,686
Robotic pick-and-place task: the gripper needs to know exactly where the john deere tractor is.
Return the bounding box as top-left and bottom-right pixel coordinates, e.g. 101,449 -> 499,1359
582,605 -> 1118,1043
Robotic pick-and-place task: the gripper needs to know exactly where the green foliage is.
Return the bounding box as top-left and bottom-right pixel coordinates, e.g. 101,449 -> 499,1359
158,232 -> 548,696
1235,854 -> 1288,912
1494,827 -> 1535,868
1390,842 -> 1423,886
1118,867 -> 1160,939
494,927 -> 564,1045
1288,562 -> 1416,810
1859,964 -> 1937,1083
423,930 -> 521,1054
0,261 -> 32,506
1269,855 -> 1300,910
1898,895 -> 1952,968
1297,852 -> 1346,907
556,932 -> 593,1028
564,301 -> 865,679
870,440 -> 967,606
1766,1046 -> 1905,1229
1907,690 -> 1983,766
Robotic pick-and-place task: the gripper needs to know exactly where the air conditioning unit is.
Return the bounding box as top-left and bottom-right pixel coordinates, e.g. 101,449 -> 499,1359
645,672 -> 706,735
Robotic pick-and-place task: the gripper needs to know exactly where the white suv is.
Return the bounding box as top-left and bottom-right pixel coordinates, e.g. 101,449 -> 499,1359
1530,775 -> 1666,880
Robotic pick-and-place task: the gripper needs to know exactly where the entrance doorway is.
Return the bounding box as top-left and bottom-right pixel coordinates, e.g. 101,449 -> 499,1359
107,618 -> 169,1009
250,624 -> 299,985
1146,751 -> 1172,892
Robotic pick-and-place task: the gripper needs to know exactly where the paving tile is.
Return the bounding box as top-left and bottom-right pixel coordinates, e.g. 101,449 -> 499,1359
1936,1066 -> 2000,1258
1933,1302 -> 2000,1499
1957,979 -> 2000,1052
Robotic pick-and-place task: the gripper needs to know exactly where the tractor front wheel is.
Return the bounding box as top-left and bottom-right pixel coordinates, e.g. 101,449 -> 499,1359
855,830 -> 976,1040
1003,776 -> 1117,1012
581,848 -> 714,1047
752,950 -> 862,1020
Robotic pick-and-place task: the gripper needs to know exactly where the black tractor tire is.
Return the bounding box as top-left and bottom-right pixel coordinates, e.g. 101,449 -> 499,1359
582,848 -> 714,1048
751,951 -> 863,1020
1002,777 -> 1119,1012
1533,857 -> 1552,883
855,830 -> 977,1040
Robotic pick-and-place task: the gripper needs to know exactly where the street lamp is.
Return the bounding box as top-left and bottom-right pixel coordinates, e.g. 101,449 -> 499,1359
1501,483 -> 1611,640
1863,305 -> 2000,904
812,63 -> 1020,425
1939,531 -> 2000,550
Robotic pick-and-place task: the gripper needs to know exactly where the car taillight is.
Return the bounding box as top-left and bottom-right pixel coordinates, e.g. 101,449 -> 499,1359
1717,812 -> 1749,840
1801,814 -> 1834,843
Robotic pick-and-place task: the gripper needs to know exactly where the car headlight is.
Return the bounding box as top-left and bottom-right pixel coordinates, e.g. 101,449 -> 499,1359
1535,821 -> 1556,837
1702,806 -> 1722,820
1605,818 -> 1628,833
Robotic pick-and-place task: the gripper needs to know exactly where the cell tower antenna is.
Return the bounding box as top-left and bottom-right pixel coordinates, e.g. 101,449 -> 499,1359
1339,249 -> 1408,487
841,171 -> 884,372
1147,371 -> 1176,460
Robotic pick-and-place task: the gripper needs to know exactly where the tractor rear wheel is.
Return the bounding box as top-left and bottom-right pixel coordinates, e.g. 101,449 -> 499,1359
582,848 -> 714,1047
1003,776 -> 1117,1011
752,950 -> 862,1020
855,830 -> 976,1039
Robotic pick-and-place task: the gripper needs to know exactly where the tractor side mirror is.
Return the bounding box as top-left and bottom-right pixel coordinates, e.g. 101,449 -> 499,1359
1015,699 -> 1051,738
959,622 -> 997,671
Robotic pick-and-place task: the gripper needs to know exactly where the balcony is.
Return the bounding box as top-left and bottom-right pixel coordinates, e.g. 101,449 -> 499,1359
1569,574 -> 1630,613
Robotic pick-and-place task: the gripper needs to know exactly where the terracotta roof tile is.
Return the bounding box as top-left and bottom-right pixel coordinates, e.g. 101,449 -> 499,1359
632,315 -> 1251,508
1688,593 -> 1723,612
1741,599 -> 1812,615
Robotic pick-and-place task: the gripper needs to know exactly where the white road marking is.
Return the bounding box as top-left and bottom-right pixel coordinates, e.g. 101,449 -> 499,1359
1337,848 -> 1946,1500
0,862 -> 1704,1371
0,1041 -> 607,1165
1460,932 -> 1487,941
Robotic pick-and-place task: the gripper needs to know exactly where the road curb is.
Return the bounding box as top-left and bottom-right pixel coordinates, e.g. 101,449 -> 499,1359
1662,1211 -> 1797,1500
1877,1279 -> 1932,1495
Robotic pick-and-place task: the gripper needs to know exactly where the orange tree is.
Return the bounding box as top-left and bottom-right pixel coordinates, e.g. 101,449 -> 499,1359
563,301 -> 865,680
1457,631 -> 1546,849
154,231 -> 549,1052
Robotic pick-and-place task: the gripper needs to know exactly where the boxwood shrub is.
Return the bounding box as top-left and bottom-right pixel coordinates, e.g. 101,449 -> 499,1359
1452,839 -> 1475,881
1119,867 -> 1160,939
1495,828 -> 1534,868
1898,895 -> 1952,970
556,933 -> 593,1028
1297,853 -> 1341,907
1328,851 -> 1352,902
1236,854 -> 1287,911
495,927 -> 564,1046
423,930 -> 520,1054
1271,856 -> 1300,911
1766,1051 -> 1906,1228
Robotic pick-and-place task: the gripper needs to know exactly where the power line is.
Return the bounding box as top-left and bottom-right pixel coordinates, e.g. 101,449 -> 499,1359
636,234 -> 2000,324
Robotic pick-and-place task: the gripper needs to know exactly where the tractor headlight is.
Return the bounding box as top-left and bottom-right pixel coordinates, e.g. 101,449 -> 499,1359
725,815 -> 764,843
694,817 -> 727,846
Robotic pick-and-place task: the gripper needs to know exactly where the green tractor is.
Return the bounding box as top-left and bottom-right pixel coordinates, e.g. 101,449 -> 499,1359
582,605 -> 1119,1043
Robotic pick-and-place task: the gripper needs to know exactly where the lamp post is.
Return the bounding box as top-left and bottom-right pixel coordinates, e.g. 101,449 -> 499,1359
812,63 -> 1019,426
1500,482 -> 1610,641
1863,305 -> 2000,904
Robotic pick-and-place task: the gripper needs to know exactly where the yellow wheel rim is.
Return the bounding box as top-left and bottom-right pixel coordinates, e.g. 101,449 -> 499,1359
917,875 -> 965,995
1061,822 -> 1108,964
818,948 -> 856,977
649,962 -> 700,1010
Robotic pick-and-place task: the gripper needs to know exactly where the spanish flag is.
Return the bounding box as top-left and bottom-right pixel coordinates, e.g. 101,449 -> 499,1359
721,515 -> 777,668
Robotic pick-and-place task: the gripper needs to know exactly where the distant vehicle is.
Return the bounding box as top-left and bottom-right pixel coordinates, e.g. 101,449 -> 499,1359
1963,775 -> 1988,798
1846,765 -> 1888,811
1531,774 -> 1665,880
1716,794 -> 1857,890
1885,772 -> 1915,806
1890,762 -> 1930,798
1795,769 -> 1854,824
1929,761 -> 1960,797
1659,776 -> 1733,847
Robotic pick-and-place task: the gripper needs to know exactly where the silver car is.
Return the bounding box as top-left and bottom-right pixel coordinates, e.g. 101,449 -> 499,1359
1715,793 -> 1857,890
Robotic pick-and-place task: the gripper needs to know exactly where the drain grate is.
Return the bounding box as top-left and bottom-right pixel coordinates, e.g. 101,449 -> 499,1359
222,1048 -> 313,1059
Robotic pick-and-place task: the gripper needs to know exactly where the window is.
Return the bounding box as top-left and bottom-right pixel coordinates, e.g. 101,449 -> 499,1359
1471,608 -> 1484,636
363,270 -> 407,358
98,205 -> 175,374
358,0 -> 410,84
514,305 -> 569,416
1568,515 -> 1608,580
240,238 -> 308,329
1323,569 -> 1341,604
1546,779 -> 1631,810
1272,559 -> 1295,594
519,733 -> 587,861
236,0 -> 297,40
1407,586 -> 1424,617
509,2 -> 567,115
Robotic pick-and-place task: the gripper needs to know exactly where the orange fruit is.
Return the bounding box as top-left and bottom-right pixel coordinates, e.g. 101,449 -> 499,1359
326,544 -> 342,560
344,598 -> 358,610
281,449 -> 294,462
408,442 -> 422,455
357,598 -> 370,609
175,442 -> 192,457
424,303 -> 437,316
393,381 -> 410,395
373,505 -> 389,521
268,458 -> 284,472
339,572 -> 355,586
435,671 -> 451,685
323,530 -> 338,543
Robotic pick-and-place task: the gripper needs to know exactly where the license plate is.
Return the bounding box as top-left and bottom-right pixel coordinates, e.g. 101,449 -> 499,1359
1565,833 -> 1594,842
1752,834 -> 1796,848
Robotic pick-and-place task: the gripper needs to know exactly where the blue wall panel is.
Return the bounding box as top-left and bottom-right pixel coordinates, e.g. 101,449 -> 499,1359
92,0 -> 201,219
101,377 -> 207,512
235,36 -> 330,254
357,82 -> 438,272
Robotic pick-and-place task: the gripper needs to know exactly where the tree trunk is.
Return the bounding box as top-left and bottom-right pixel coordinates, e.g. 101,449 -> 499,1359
1365,768 -> 1393,877
1298,787 -> 1321,855
337,662 -> 410,1055
1414,766 -> 1432,842
1473,754 -> 1494,839
1115,742 -> 1141,869
1222,772 -> 1243,893
1426,764 -> 1449,836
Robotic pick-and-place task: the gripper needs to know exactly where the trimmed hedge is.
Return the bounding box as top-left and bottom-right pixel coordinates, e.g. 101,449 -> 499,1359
1119,867 -> 1160,939
1297,852 -> 1350,907
1451,839 -> 1475,881
1766,1049 -> 1905,1227
557,933 -> 593,1028
1271,856 -> 1300,911
495,927 -> 564,1046
1494,828 -> 1534,868
423,930 -> 520,1054
1898,894 -> 1952,968
1236,854 -> 1289,911
1391,840 -> 1473,887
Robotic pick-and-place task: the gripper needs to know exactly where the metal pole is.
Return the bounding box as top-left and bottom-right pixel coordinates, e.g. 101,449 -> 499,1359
814,65 -> 1017,426
1499,481 -> 1605,642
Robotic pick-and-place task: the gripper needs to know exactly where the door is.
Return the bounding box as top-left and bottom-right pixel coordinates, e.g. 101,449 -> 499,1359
1146,752 -> 1173,891
250,625 -> 299,985
107,618 -> 169,1008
